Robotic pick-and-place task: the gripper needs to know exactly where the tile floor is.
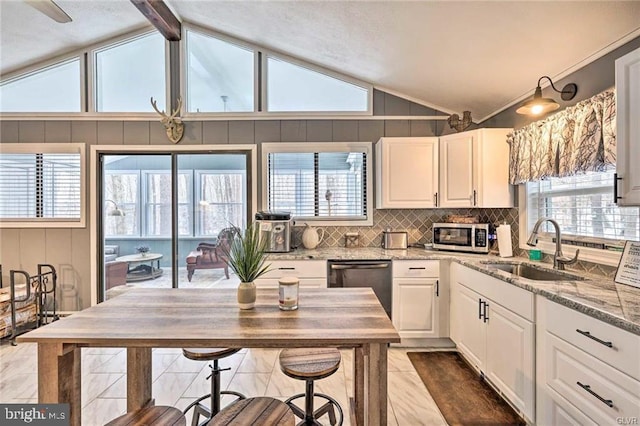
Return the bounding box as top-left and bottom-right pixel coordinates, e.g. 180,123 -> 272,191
0,341 -> 448,425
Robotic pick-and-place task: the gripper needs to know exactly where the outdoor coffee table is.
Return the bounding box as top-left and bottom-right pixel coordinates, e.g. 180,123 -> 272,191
115,253 -> 163,281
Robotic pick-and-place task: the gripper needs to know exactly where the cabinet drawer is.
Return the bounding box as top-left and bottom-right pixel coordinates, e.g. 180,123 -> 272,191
453,264 -> 534,321
544,299 -> 640,381
545,332 -> 640,424
393,260 -> 439,278
260,260 -> 327,279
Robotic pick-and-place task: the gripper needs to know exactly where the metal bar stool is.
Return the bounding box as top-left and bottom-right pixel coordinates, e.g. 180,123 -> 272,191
279,347 -> 344,426
106,405 -> 186,425
207,397 -> 295,425
182,348 -> 246,426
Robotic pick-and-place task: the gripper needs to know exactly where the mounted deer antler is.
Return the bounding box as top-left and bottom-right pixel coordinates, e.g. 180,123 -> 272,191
151,97 -> 184,143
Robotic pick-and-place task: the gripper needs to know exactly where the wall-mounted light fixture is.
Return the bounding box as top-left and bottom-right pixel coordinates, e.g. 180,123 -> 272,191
105,199 -> 125,217
516,76 -> 578,116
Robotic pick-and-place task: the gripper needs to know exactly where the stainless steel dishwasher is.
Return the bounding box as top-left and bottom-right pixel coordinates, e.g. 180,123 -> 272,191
327,260 -> 392,319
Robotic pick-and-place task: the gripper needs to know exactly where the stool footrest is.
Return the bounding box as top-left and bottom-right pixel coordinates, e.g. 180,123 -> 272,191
284,392 -> 343,426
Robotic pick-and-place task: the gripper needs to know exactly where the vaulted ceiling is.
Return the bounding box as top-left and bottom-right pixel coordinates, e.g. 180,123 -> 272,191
2,1 -> 640,121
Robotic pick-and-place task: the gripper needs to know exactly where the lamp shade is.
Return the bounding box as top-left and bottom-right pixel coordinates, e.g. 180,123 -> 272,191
516,97 -> 560,116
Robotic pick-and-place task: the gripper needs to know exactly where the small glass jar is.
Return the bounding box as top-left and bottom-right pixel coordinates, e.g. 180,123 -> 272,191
278,276 -> 299,311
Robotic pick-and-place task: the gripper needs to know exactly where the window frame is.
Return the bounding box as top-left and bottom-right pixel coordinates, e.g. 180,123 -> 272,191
0,54 -> 85,115
88,28 -> 170,115
518,178 -> 636,266
195,169 -> 248,237
261,51 -> 373,115
103,169 -> 142,238
0,143 -> 86,228
181,23 -> 373,118
143,170 -> 193,237
261,142 -> 373,226
181,24 -> 260,117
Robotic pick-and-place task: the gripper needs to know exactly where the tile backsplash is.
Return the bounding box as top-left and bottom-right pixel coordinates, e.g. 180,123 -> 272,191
292,207 -> 615,278
292,207 -> 520,249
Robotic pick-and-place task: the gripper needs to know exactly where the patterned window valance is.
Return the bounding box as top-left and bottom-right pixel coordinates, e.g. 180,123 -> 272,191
507,90 -> 616,184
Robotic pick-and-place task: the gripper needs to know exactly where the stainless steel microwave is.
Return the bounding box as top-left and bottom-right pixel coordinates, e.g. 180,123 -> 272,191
432,223 -> 490,254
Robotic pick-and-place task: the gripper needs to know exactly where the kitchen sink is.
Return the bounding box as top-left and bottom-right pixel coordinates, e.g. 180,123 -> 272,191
481,262 -> 584,281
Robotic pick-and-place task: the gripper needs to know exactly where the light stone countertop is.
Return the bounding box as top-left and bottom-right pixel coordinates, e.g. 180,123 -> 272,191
266,247 -> 640,336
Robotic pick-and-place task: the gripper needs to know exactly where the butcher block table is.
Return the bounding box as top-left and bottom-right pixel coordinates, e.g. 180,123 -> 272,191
17,287 -> 400,426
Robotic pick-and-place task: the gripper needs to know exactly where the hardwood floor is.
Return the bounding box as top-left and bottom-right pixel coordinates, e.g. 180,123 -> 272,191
0,341 -> 447,425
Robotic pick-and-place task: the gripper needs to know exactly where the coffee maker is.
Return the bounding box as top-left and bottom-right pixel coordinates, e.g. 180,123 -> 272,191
255,211 -> 292,252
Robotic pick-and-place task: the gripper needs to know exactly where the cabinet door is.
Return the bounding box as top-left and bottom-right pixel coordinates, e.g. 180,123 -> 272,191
473,128 -> 514,208
615,46 -> 640,206
392,278 -> 438,339
376,137 -> 439,208
453,283 -> 485,371
439,133 -> 474,207
485,301 -> 535,421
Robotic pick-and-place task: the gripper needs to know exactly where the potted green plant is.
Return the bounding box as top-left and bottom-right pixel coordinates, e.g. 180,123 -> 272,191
222,224 -> 271,310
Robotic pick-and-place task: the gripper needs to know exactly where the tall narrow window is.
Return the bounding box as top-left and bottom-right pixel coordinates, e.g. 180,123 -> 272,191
0,58 -> 81,112
0,144 -> 85,227
263,143 -> 371,225
94,32 -> 166,112
186,29 -> 255,113
146,172 -> 191,236
266,56 -> 369,112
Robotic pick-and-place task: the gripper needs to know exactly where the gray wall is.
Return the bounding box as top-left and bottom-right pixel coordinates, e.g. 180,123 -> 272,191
0,90 -> 450,310
479,35 -> 640,130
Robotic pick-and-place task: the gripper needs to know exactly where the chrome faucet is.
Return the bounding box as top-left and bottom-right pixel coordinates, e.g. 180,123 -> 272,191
526,217 -> 579,270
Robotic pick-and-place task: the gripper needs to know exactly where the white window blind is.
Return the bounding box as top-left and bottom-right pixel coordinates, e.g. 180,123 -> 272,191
266,151 -> 367,220
527,170 -> 640,243
0,150 -> 82,222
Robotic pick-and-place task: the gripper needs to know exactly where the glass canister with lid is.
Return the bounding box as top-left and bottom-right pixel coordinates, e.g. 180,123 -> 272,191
278,276 -> 299,310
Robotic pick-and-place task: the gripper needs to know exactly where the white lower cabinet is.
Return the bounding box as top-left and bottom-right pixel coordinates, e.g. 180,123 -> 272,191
450,264 -> 535,423
392,260 -> 444,343
254,260 -> 327,288
537,297 -> 640,425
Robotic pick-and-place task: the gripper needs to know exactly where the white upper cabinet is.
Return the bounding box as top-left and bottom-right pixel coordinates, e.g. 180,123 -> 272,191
439,128 -> 513,208
376,137 -> 439,208
615,46 -> 640,206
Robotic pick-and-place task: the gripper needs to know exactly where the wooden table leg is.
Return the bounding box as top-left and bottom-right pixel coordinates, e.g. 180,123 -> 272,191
127,347 -> 152,412
38,342 -> 81,426
366,343 -> 388,426
353,346 -> 365,426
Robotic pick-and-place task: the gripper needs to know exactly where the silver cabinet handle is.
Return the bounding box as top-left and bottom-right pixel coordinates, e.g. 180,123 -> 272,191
576,329 -> 613,348
577,382 -> 614,408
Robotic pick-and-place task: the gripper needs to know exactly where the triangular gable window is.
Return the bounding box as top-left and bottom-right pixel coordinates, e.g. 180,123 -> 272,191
185,29 -> 255,113
94,32 -> 166,112
0,58 -> 81,112
266,56 -> 369,113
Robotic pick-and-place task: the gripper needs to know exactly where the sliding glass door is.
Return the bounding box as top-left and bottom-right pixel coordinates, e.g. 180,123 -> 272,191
100,151 -> 250,301
177,154 -> 248,289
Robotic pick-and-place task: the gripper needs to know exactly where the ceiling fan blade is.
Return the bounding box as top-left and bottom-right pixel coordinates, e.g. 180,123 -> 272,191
24,0 -> 72,23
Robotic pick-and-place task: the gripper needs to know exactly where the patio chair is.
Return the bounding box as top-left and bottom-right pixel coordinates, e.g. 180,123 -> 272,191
185,228 -> 235,282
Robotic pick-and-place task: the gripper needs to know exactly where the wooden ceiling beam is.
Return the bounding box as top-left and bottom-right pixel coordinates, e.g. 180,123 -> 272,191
130,0 -> 181,41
